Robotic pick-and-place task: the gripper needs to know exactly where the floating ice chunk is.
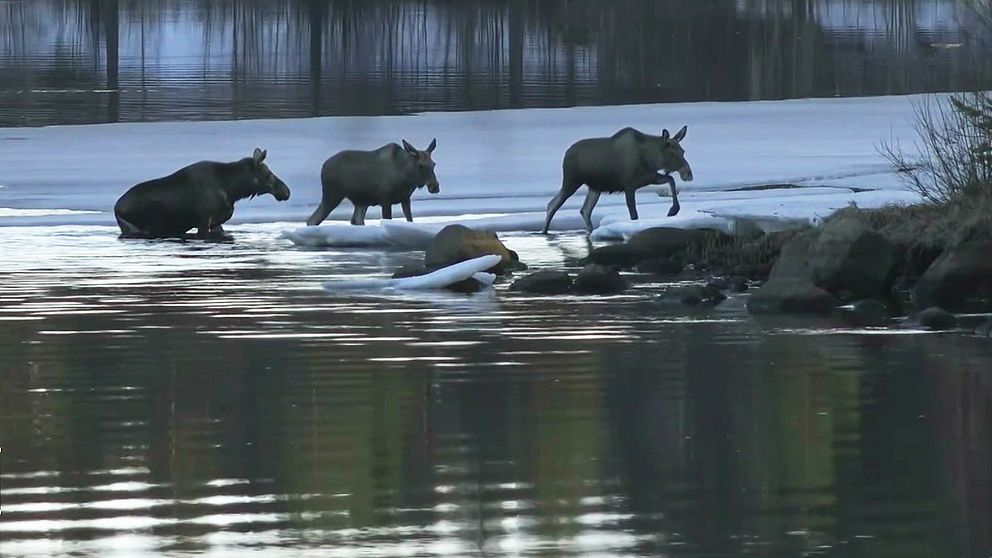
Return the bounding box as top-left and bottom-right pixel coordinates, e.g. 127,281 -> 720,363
322,254 -> 501,292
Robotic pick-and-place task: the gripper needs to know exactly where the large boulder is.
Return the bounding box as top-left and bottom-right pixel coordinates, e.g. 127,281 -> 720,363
809,209 -> 894,299
585,243 -> 651,268
586,227 -> 729,269
509,270 -> 573,295
767,233 -> 815,279
573,264 -> 627,295
626,227 -> 729,256
424,225 -> 522,274
913,240 -> 992,311
747,277 -> 838,314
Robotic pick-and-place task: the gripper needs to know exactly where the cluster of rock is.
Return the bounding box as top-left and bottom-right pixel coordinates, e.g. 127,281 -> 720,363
404,213 -> 990,334
508,226 -> 748,300
746,207 -> 990,330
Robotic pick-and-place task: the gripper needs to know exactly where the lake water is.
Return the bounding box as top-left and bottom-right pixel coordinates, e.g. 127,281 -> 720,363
1,0 -> 991,126
2,1 -> 992,557
1,224 -> 990,557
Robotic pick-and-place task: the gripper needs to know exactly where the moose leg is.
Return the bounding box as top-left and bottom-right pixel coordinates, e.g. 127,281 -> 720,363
542,180 -> 581,234
306,192 -> 345,226
351,205 -> 369,226
401,199 -> 413,222
579,188 -> 602,233
652,173 -> 680,217
624,190 -> 639,221
381,203 -> 393,220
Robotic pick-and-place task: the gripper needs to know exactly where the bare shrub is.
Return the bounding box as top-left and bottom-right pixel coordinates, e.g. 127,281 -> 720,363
881,91 -> 992,204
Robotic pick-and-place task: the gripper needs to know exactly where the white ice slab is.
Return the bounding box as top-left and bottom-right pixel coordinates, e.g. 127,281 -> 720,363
590,188 -> 925,240
321,254 -> 501,292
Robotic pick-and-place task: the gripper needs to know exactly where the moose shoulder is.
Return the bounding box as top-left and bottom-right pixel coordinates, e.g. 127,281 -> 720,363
306,139 -> 439,226
542,126 -> 693,233
114,148 -> 291,240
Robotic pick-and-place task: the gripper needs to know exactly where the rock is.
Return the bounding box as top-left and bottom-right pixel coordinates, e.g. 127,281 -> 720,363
391,264 -> 485,293
509,270 -> 573,295
424,224 -> 521,274
975,319 -> 992,339
913,240 -> 992,311
728,276 -> 749,293
657,284 -> 726,307
768,233 -> 815,279
585,243 -> 651,268
809,209 -> 894,299
573,264 -> 627,295
706,278 -> 730,291
747,278 -> 838,314
840,299 -> 890,327
916,306 -> 958,330
635,256 -> 684,275
626,227 -> 730,256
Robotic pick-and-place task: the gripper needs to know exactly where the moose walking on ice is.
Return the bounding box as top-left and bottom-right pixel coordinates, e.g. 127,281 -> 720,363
306,139 -> 440,226
542,126 -> 693,233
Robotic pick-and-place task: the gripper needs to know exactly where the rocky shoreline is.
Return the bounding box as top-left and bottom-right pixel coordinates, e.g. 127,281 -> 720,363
505,204 -> 992,335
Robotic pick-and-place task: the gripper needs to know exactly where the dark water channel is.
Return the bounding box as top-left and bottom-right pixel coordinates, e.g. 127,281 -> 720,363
1,0 -> 991,126
0,225 -> 990,557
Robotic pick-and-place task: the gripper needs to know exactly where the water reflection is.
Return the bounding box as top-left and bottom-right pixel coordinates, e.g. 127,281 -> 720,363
1,0 -> 990,126
0,224 -> 990,557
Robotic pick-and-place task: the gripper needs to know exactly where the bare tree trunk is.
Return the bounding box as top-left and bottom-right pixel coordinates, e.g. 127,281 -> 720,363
103,0 -> 120,122
309,0 -> 324,115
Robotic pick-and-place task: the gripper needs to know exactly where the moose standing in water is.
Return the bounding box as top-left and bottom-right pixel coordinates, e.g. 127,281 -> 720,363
114,148 -> 291,239
306,139 -> 439,226
542,126 -> 693,233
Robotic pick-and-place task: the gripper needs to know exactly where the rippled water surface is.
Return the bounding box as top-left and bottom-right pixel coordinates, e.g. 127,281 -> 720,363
2,0 -> 992,126
1,224 -> 990,557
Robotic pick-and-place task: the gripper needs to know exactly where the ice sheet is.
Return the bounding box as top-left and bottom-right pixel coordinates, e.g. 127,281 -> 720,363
0,94 -> 932,231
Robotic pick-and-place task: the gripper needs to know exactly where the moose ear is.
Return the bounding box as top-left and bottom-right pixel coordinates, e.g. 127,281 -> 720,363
253,148 -> 266,163
661,129 -> 670,143
672,125 -> 687,142
427,138 -> 437,153
401,140 -> 417,154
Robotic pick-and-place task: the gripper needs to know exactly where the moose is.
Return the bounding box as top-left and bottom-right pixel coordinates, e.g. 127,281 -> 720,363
542,126 -> 693,233
306,139 -> 439,226
114,148 -> 291,239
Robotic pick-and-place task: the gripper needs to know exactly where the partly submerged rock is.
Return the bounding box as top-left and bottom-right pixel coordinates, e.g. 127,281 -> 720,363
425,224 -> 522,274
393,263 -> 486,293
574,264 -> 627,295
915,306 -> 958,331
913,239 -> 992,312
656,284 -> 727,307
585,243 -> 651,268
747,278 -> 837,314
635,256 -> 684,275
840,299 -> 890,327
509,270 -> 573,295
